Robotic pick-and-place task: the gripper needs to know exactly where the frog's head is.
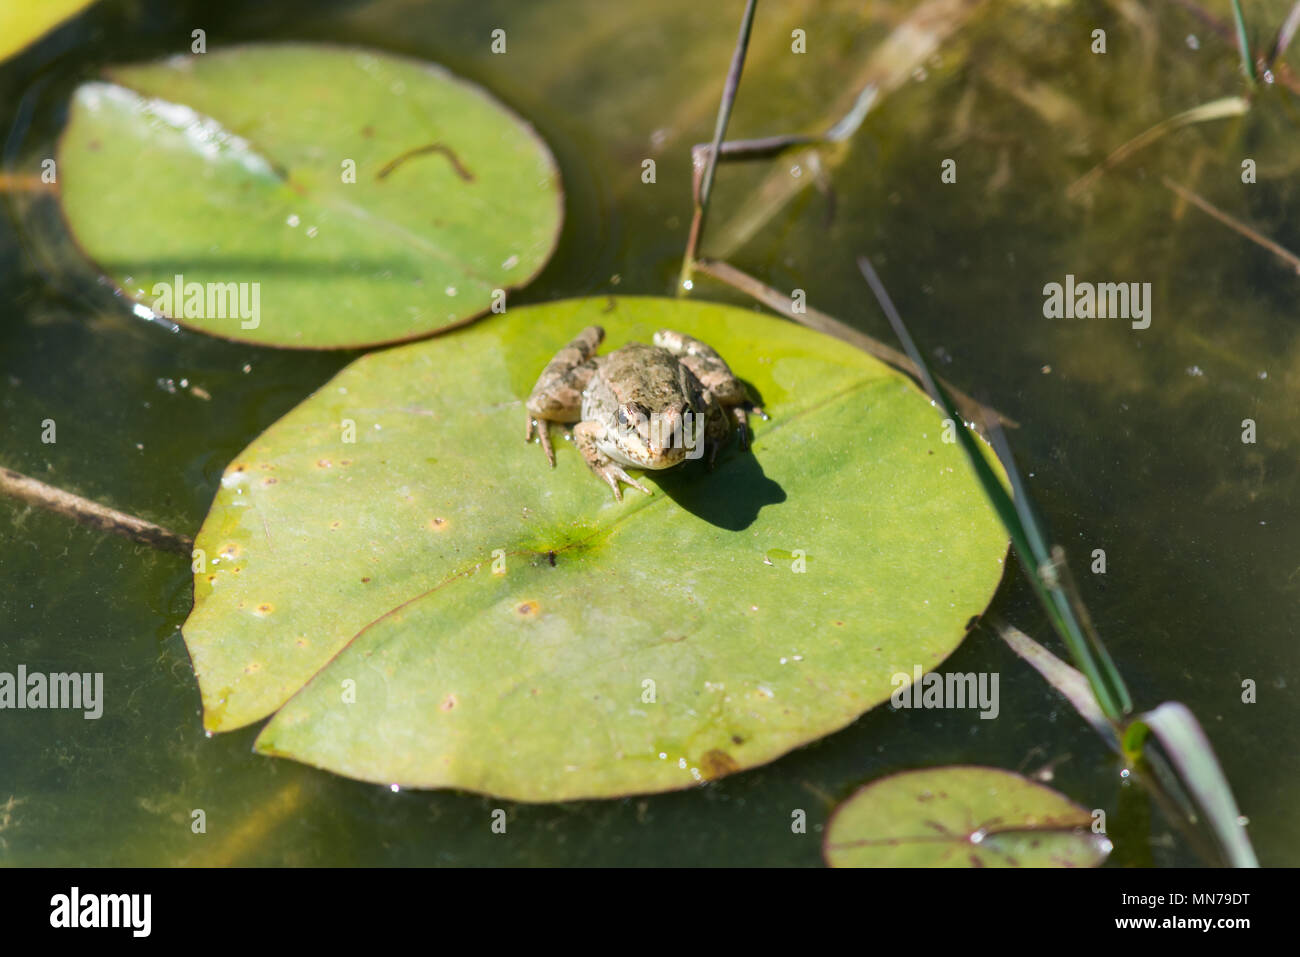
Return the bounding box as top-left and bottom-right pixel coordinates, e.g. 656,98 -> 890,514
609,400 -> 698,470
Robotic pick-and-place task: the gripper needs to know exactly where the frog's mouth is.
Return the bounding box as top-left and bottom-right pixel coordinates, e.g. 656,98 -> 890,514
609,409 -> 701,469
607,439 -> 688,470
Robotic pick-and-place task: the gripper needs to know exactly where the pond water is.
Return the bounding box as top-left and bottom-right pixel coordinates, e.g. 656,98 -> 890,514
0,0 -> 1295,865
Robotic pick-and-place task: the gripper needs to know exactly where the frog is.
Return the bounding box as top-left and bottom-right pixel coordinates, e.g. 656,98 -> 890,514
524,325 -> 764,500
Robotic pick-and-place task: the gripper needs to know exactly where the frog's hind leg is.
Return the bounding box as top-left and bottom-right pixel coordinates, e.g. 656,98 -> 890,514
653,329 -> 765,448
573,421 -> 652,502
525,326 -> 604,466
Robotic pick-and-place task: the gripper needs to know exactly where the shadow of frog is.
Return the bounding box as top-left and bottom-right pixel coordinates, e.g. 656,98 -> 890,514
651,379 -> 782,530
652,445 -> 785,531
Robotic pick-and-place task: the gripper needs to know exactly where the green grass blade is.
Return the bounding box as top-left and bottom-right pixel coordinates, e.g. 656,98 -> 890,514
996,621 -> 1120,751
699,0 -> 757,210
1230,0 -> 1258,86
856,255 -> 1130,718
1126,703 -> 1260,867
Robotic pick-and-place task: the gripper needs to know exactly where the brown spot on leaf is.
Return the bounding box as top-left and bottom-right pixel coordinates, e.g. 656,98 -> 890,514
440,694 -> 457,711
254,603 -> 274,616
698,749 -> 740,780
329,520 -> 342,530
361,577 -> 371,584
428,517 -> 448,531
317,458 -> 332,468
515,600 -> 540,618
261,476 -> 277,486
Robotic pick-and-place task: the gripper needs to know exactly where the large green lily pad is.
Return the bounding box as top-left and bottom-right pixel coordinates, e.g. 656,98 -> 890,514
824,766 -> 1112,867
183,297 -> 1008,800
56,43 -> 562,348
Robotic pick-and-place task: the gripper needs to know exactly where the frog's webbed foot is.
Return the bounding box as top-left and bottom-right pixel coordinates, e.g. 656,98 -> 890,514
525,415 -> 557,468
729,404 -> 768,452
574,420 -> 652,501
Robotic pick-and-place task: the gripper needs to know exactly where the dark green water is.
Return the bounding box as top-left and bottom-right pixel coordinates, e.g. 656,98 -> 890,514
1,0 -> 1295,865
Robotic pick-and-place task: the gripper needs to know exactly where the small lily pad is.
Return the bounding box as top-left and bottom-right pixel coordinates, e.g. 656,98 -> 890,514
56,43 -> 562,348
0,0 -> 96,64
823,766 -> 1112,867
182,297 -> 1009,800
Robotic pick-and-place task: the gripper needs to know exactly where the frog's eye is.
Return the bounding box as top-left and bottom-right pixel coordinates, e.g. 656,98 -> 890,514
616,406 -> 630,428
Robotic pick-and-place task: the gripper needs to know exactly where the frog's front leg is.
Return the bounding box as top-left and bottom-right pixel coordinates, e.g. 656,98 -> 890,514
573,421 -> 652,502
525,326 -> 603,466
652,329 -> 766,449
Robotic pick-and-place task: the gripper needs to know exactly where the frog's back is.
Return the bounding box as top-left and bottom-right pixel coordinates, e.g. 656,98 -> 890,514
599,342 -> 686,403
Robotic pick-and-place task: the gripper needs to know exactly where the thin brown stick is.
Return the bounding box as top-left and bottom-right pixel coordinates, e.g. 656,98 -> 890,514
694,257 -> 1017,431
1,466 -> 193,554
1067,97 -> 1250,200
0,173 -> 54,193
1168,0 -> 1234,40
678,0 -> 758,292
1162,175 -> 1300,273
